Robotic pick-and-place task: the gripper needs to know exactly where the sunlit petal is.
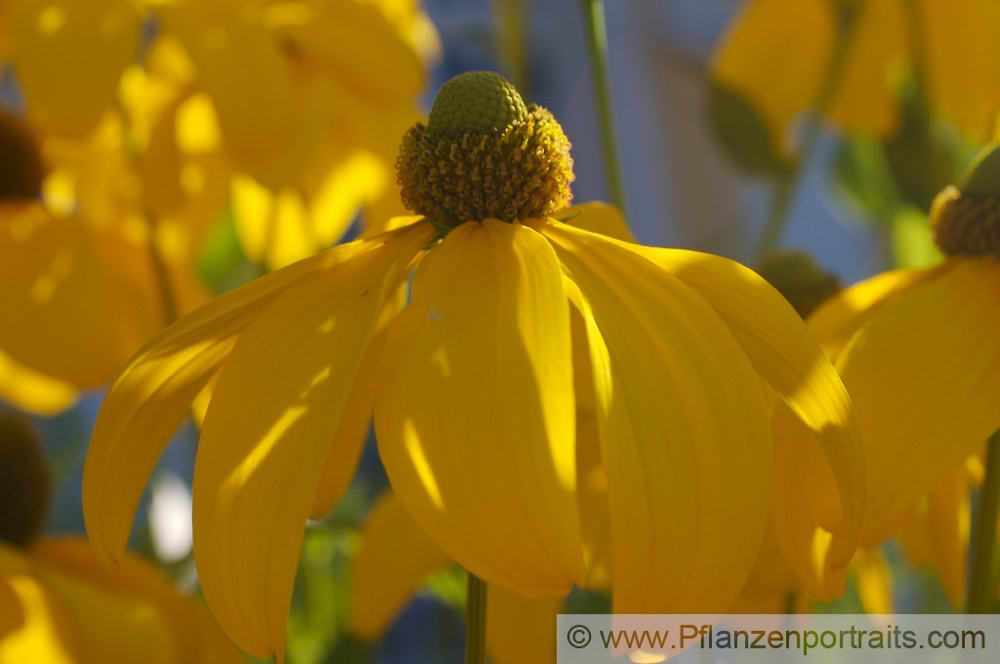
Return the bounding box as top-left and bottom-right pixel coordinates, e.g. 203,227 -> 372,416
376,220 -> 584,596
192,223 -> 432,657
538,220 -> 771,613
82,231 -> 397,564
637,247 -> 865,570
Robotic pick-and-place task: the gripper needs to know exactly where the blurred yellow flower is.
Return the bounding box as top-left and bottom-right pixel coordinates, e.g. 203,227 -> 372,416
0,414 -> 241,664
755,144 -> 1000,607
713,0 -> 1000,151
83,72 -> 863,659
0,59 -> 214,411
160,0 -> 440,269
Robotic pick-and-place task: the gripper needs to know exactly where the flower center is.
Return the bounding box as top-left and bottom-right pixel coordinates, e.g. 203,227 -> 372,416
396,71 -> 574,228
0,414 -> 51,548
0,108 -> 45,202
932,144 -> 1000,258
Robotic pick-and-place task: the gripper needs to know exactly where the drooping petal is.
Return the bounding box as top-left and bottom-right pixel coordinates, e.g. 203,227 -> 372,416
6,0 -> 140,137
376,220 -> 584,596
82,228 -> 417,564
487,586 -> 561,664
31,537 -> 242,664
712,0 -> 833,149
768,403 -> 847,601
635,246 -> 865,570
348,492 -> 451,639
834,258 -> 1000,542
537,220 -> 771,613
192,222 -> 432,658
564,277 -> 612,591
310,281 -> 410,518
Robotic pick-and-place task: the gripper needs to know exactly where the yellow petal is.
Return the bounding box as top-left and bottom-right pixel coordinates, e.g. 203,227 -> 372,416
24,552 -> 177,664
6,0 -> 140,137
31,537 -> 242,664
276,0 -> 424,105
768,404 -> 848,601
826,0 -> 906,135
922,0 -> 1000,137
83,231 -> 388,564
0,205 -> 132,387
712,0 -> 833,149
310,282 -> 410,518
1,544 -> 77,664
348,492 -> 451,639
565,278 -> 612,591
897,469 -> 970,607
636,247 -> 866,571
538,220 -> 771,613
560,201 -> 636,242
162,1 -> 333,187
192,223 -> 432,658
375,220 -> 584,596
487,586 -> 560,664
853,547 -> 894,614
0,350 -> 77,415
834,259 -> 1000,542
808,264 -> 940,358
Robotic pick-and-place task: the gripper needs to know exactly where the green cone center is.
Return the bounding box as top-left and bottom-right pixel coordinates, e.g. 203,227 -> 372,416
396,71 -> 574,228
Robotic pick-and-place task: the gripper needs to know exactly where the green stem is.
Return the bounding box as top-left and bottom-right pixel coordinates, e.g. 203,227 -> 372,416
579,0 -> 627,218
465,573 -> 488,664
755,0 -> 857,262
966,431 -> 1000,613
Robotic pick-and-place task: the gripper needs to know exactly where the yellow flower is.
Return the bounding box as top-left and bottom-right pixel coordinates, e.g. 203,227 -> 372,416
161,0 -> 440,269
0,414 -> 241,664
758,143 -> 1000,606
713,0 -> 1000,149
0,64 -> 213,412
83,72 -> 864,659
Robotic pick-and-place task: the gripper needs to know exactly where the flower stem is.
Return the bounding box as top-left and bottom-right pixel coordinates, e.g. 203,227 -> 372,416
465,572 -> 488,664
966,431 -> 1000,613
579,0 -> 627,218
